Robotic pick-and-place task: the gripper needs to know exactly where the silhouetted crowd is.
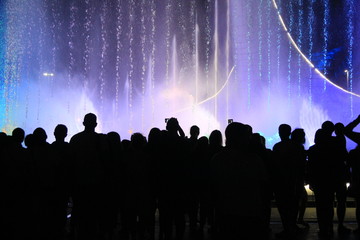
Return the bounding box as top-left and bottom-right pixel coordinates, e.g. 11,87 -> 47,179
1,113 -> 360,240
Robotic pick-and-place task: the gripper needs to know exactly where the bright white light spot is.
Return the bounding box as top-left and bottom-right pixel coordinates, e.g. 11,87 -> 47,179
304,184 -> 314,195
43,72 -> 54,77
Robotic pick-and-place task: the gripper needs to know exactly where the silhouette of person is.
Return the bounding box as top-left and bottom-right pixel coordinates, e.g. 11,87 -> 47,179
106,131 -> 123,240
211,122 -> 268,240
345,115 -> 360,233
0,132 -> 8,238
158,118 -> 188,240
251,132 -> 274,233
308,128 -> 340,239
188,136 -> 209,235
349,144 -> 360,233
51,124 -> 71,239
69,113 -> 108,240
24,133 -> 35,149
209,130 -> 223,154
332,122 -> 351,234
188,125 -> 200,148
272,124 -> 299,239
204,130 -> 224,235
290,128 -> 309,228
123,133 -> 155,240
31,127 -> 59,240
1,128 -> 30,240
319,121 -> 351,233
166,117 -> 185,138
146,128 -> 163,240
0,131 -> 7,146
186,125 -> 201,235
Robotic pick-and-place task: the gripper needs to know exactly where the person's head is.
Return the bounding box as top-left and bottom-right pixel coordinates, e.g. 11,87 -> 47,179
190,125 -> 200,139
278,124 -> 291,141
83,113 -> 97,131
122,139 -> 131,151
0,132 -> 7,145
197,136 -> 209,149
131,132 -> 147,150
107,131 -> 122,150
33,128 -> 47,145
12,127 -> 25,145
291,128 -> 306,145
244,124 -> 253,135
148,127 -> 161,145
251,133 -> 264,149
107,131 -> 121,145
334,122 -> 345,136
24,134 -> 35,148
314,129 -> 326,145
209,130 -> 223,147
321,121 -> 334,136
260,136 -> 266,148
54,124 -> 68,142
225,122 -> 251,149
166,118 -> 179,134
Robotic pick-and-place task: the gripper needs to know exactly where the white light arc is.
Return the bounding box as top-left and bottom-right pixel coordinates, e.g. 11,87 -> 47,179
174,66 -> 235,114
272,0 -> 360,98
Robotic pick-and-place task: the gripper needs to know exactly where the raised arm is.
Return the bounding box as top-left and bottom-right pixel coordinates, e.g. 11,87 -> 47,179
344,115 -> 360,144
177,121 -> 185,138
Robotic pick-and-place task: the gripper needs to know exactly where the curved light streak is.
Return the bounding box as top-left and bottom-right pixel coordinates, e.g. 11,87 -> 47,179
272,0 -> 360,98
174,66 -> 235,114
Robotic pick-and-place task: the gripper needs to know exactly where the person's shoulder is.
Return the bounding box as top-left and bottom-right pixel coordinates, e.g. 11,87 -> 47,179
292,142 -> 304,151
307,144 -> 319,154
70,131 -> 85,143
273,140 -> 282,147
273,141 -> 285,151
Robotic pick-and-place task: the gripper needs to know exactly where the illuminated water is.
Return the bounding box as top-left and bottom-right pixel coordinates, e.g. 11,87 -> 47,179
0,0 -> 359,148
